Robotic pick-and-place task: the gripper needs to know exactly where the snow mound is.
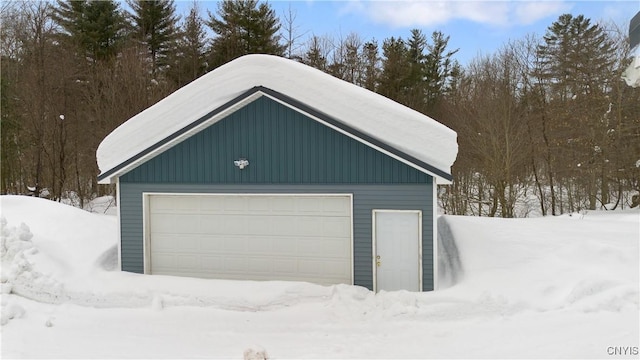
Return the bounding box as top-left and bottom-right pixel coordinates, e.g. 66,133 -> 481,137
438,211 -> 639,313
1,195 -> 638,358
0,196 -> 339,311
1,195 -> 638,319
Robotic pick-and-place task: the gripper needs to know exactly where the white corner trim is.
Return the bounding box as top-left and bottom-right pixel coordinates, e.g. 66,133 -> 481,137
433,178 -> 439,291
116,177 -> 122,271
371,210 -> 377,293
142,192 -> 150,274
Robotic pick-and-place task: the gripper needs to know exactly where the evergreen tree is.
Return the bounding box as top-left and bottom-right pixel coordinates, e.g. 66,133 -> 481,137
537,14 -> 615,99
536,14 -> 617,210
362,40 -> 379,91
424,31 -> 458,110
207,0 -> 284,69
404,29 -> 428,111
301,35 -> 328,71
378,36 -> 410,104
168,2 -> 207,86
54,0 -> 126,62
377,30 -> 457,113
127,0 -> 179,75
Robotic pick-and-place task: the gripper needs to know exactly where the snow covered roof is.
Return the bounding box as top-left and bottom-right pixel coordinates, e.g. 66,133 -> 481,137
97,54 -> 458,184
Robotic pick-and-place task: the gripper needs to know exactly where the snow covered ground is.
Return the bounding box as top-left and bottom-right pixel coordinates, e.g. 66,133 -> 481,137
1,195 -> 638,359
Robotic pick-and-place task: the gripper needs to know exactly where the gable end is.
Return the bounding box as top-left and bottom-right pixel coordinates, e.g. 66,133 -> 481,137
100,86 -> 452,184
121,96 -> 433,184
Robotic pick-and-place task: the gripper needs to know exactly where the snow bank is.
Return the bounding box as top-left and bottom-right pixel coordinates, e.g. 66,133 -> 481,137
0,196 -> 336,310
2,195 -> 637,317
1,195 -> 638,358
439,211 -> 640,312
97,54 -> 458,182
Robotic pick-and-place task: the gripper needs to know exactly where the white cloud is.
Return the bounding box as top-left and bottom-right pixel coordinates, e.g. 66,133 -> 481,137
600,4 -> 635,24
340,0 -> 572,28
513,1 -> 572,25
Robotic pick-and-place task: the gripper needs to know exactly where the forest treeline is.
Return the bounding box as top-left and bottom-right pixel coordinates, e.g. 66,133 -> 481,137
1,0 -> 639,215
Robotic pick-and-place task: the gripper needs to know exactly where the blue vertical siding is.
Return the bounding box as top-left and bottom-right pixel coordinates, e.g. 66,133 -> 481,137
119,183 -> 434,291
120,96 -> 431,185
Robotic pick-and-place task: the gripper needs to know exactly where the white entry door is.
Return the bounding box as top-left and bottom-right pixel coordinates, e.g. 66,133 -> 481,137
374,210 -> 421,292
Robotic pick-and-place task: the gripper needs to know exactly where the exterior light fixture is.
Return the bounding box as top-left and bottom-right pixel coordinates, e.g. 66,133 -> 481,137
234,159 -> 249,169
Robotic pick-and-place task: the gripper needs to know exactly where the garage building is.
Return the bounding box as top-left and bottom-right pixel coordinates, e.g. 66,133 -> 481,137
97,54 -> 458,292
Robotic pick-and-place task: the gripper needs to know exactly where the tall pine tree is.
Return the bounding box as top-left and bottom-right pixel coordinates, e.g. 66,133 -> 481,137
536,14 -> 616,210
54,0 -> 126,63
127,0 -> 179,75
404,29 -> 428,111
424,31 -> 458,111
168,2 -> 207,87
207,0 -> 284,69
361,40 -> 379,91
301,35 -> 329,71
378,37 -> 409,104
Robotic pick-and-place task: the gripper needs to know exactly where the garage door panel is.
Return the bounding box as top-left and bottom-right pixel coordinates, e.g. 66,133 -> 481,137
271,237 -> 299,254
152,234 -> 200,252
246,236 -> 272,253
248,216 -> 272,235
221,235 -> 248,252
271,259 -> 297,274
318,237 -> 351,257
151,213 -> 200,233
199,198 -> 224,212
223,256 -> 248,272
223,196 -> 247,212
270,197 -> 295,213
267,216 -> 297,236
247,197 -> 271,213
198,236 -> 225,252
295,217 -> 325,236
150,196 -> 179,212
220,215 -> 248,234
297,197 -> 323,214
148,213 -> 176,232
199,215 -> 223,233
177,254 -> 200,270
322,217 -> 351,237
153,254 -> 177,269
247,258 -> 271,272
298,259 -> 350,277
148,194 -> 352,285
201,256 -> 224,271
176,196 -> 201,212
322,197 -> 350,214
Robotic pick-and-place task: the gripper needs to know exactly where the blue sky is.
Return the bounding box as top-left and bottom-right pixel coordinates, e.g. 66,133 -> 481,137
178,1 -> 640,65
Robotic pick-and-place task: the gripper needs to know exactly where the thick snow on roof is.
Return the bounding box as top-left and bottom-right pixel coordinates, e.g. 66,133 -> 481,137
97,54 -> 457,182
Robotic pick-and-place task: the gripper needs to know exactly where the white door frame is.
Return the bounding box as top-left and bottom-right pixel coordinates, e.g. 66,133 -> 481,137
372,209 -> 423,292
142,192 -> 354,284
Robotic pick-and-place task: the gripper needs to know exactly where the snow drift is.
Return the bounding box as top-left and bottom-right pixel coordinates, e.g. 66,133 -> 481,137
1,195 -> 638,358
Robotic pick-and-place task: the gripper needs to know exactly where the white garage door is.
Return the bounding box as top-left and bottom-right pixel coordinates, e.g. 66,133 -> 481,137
146,194 -> 352,285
